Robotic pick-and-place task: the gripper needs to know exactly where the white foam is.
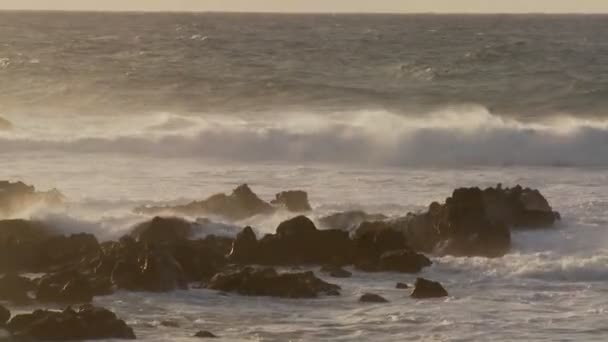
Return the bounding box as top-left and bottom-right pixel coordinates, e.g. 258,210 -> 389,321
2,106 -> 608,167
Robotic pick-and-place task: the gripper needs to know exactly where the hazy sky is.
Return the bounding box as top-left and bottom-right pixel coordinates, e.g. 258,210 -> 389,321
2,0 -> 608,13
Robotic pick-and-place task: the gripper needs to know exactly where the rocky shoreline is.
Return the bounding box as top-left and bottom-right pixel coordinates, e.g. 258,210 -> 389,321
0,181 -> 560,340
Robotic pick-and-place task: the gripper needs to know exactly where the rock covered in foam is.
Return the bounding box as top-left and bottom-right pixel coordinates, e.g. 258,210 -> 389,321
130,216 -> 193,244
319,210 -> 388,232
271,190 -> 312,212
0,181 -> 65,218
6,305 -> 135,340
359,293 -> 389,303
135,184 -> 274,220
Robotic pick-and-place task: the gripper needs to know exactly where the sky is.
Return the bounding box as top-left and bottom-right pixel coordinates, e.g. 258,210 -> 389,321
1,0 -> 608,13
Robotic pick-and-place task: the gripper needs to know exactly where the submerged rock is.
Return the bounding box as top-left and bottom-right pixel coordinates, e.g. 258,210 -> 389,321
135,184 -> 274,221
0,181 -> 64,218
6,305 -> 135,340
271,190 -> 312,212
194,330 -> 218,338
359,293 -> 389,303
396,282 -> 409,289
411,278 -> 448,299
207,267 -> 340,298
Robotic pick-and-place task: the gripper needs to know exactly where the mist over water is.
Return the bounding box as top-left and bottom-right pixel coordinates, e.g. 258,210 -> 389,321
2,11 -> 608,341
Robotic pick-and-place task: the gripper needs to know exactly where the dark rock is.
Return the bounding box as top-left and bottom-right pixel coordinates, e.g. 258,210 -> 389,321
319,210 -> 388,231
0,273 -> 35,304
482,185 -> 560,229
377,250 -> 432,273
402,188 -> 511,258
0,305 -> 9,325
7,304 -> 135,340
229,216 -> 354,266
228,226 -> 258,263
194,330 -> 218,338
271,191 -> 312,212
99,233 -> 227,291
135,184 -> 274,221
0,181 -> 65,218
131,216 -> 193,244
111,247 -> 188,292
352,222 -> 433,273
359,293 -> 389,303
320,265 -> 352,278
36,271 -> 98,304
398,185 -> 559,258
170,236 -> 231,282
396,282 -> 409,289
207,267 -> 340,298
411,278 -> 448,299
0,224 -> 100,274
36,233 -> 101,271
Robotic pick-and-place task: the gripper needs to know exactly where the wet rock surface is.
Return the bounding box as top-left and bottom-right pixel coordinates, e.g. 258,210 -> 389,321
6,305 -> 135,340
411,278 -> 448,299
206,267 -> 341,298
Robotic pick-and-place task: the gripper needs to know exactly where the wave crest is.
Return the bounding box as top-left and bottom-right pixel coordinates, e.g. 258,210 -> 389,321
2,106 -> 608,167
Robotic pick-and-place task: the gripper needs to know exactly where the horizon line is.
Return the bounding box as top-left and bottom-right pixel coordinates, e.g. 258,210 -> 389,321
0,9 -> 607,15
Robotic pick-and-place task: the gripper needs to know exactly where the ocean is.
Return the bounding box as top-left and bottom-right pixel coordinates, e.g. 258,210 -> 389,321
1,12 -> 608,341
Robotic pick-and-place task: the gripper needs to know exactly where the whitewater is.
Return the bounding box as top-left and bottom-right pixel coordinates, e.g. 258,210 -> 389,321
1,12 -> 608,341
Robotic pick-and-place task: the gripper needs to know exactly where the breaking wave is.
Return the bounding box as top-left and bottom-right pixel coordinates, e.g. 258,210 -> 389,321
2,106 -> 608,167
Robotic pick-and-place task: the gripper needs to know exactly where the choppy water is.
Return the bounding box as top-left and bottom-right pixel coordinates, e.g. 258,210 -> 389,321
1,12 -> 608,341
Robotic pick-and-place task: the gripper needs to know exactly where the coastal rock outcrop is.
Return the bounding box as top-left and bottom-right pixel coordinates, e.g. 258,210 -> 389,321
229,216 -> 354,265
6,305 -> 136,340
401,187 -> 512,257
206,267 -> 340,298
398,185 -> 559,257
353,221 -> 432,272
135,184 -> 274,220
